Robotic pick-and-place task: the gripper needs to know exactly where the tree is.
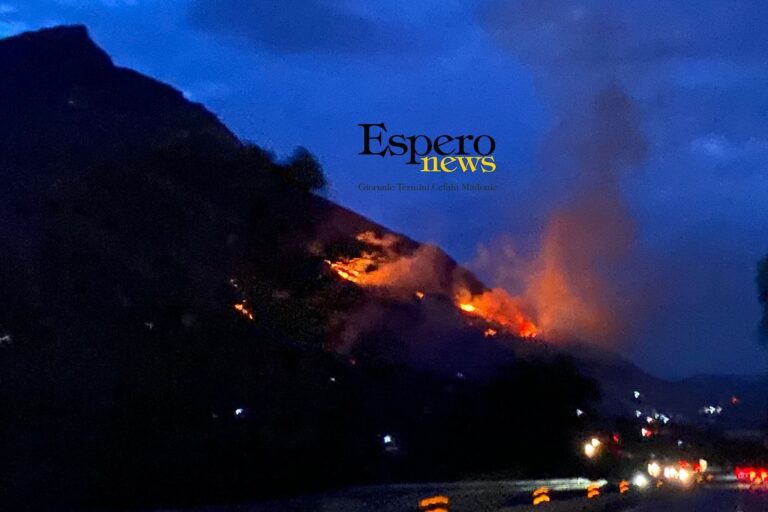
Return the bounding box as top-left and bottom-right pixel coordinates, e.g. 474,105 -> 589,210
757,256 -> 768,345
279,147 -> 327,193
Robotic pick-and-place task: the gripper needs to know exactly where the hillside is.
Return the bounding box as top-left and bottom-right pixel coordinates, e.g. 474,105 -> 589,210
0,25 -> 760,510
0,25 -> 596,509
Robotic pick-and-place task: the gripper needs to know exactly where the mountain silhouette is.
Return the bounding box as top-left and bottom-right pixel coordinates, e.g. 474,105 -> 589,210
0,25 -> 649,510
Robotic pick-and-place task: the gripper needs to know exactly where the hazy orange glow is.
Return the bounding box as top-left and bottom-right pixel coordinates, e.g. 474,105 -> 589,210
522,207 -> 624,343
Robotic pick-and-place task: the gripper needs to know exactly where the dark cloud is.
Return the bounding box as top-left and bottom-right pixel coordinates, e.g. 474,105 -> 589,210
480,0 -> 768,68
188,0 -> 412,55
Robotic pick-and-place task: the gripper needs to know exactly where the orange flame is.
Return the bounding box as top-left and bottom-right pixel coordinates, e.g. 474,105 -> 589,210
234,301 -> 254,321
324,259 -> 361,283
455,288 -> 538,338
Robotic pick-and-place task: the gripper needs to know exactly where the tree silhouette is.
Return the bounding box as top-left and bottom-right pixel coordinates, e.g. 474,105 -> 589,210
279,146 -> 327,193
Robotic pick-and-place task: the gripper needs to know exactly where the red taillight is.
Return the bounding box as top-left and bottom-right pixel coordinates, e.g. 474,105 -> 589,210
734,466 -> 768,482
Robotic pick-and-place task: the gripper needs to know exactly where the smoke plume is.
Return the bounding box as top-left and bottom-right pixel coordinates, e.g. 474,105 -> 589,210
477,1 -> 649,345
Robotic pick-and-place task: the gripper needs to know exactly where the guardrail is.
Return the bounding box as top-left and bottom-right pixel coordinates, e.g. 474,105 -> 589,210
417,478 -> 653,510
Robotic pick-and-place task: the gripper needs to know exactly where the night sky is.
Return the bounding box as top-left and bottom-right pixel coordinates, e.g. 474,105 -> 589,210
3,0 -> 768,378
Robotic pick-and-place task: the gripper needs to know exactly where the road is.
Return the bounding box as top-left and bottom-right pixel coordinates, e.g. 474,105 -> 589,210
622,486 -> 768,512
143,480 -> 768,512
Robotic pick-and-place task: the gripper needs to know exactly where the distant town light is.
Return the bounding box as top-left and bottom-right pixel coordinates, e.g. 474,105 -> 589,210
234,407 -> 245,417
633,390 -> 641,399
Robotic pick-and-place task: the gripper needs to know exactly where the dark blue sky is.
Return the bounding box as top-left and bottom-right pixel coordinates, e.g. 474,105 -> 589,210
4,0 -> 768,378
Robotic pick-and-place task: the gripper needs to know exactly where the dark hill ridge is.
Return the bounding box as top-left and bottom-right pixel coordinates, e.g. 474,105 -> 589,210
0,24 -> 238,160
0,25 -> 238,244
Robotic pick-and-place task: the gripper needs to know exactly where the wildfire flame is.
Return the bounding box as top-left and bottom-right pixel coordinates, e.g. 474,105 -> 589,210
234,301 -> 255,321
454,288 -> 538,338
323,260 -> 361,283
323,231 -> 539,339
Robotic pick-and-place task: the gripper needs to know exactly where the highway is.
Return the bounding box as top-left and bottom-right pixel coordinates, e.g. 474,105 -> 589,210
136,478 -> 768,512
622,486 -> 768,512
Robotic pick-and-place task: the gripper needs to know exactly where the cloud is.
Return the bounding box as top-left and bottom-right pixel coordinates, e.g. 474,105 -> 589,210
0,4 -> 28,38
690,134 -> 768,162
53,0 -> 138,6
187,0 -> 414,55
480,0 -> 768,68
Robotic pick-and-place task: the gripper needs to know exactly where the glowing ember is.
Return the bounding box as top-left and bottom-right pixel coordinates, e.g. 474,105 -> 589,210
415,291 -> 425,300
484,328 -> 497,338
234,301 -> 254,321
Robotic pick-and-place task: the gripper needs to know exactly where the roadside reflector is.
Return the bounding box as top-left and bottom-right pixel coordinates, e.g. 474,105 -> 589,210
619,480 -> 630,494
419,495 -> 449,512
532,486 -> 551,505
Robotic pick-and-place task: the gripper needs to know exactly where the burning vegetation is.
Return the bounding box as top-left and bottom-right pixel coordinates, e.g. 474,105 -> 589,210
454,288 -> 538,338
233,301 -> 255,321
322,231 -> 539,340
